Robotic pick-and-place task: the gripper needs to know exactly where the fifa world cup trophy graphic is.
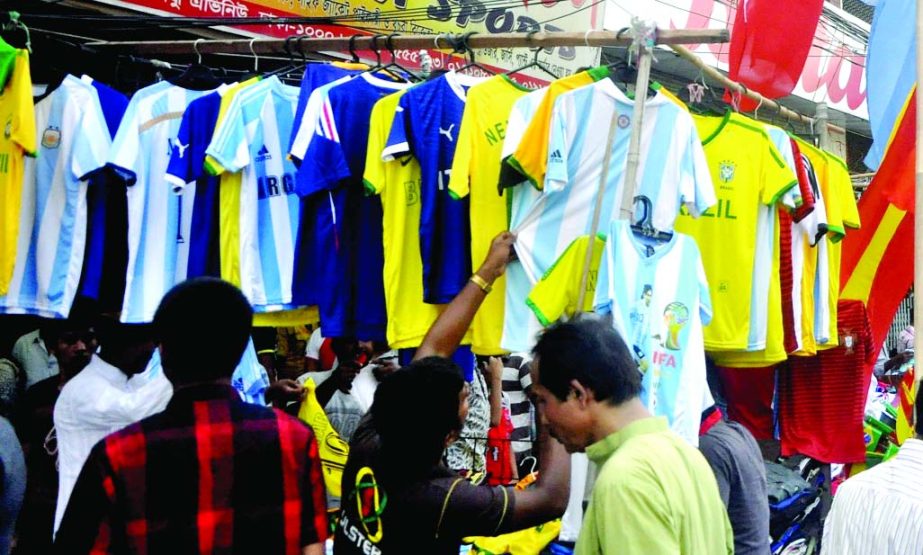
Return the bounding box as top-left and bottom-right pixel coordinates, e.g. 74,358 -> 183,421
661,302 -> 689,351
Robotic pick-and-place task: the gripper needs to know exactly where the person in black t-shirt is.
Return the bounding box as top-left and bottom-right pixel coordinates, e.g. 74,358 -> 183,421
334,232 -> 570,555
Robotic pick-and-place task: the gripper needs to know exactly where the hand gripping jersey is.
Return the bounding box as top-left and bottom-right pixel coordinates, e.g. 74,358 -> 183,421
0,50 -> 36,296
506,81 -> 715,352
594,220 -> 714,446
383,71 -> 485,304
448,75 -> 530,354
674,111 -> 797,352
297,73 -> 409,339
205,76 -> 302,311
109,81 -> 216,323
0,76 -> 110,318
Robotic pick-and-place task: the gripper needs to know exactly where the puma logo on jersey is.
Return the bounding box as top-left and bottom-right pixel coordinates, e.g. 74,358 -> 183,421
439,124 -> 455,143
549,149 -> 563,163
173,141 -> 190,159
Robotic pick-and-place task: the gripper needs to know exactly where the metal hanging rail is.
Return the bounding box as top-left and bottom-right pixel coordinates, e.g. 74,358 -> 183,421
85,29 -> 730,55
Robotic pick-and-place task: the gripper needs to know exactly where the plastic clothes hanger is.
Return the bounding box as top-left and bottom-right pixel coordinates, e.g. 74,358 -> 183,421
505,35 -> 559,81
376,34 -> 420,82
453,32 -> 496,76
630,196 -> 673,245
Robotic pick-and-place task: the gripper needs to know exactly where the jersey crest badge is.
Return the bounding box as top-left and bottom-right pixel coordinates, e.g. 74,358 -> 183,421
718,160 -> 736,183
617,114 -> 631,129
42,126 -> 61,149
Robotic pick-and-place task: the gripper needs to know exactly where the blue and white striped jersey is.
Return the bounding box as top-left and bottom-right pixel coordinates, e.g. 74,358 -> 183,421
0,75 -> 109,318
110,81 -> 215,323
206,76 -> 302,311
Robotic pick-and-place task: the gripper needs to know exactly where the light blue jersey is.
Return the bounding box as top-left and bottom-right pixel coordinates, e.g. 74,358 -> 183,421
109,82 -> 216,323
206,76 -> 301,311
0,76 -> 109,318
594,220 -> 713,446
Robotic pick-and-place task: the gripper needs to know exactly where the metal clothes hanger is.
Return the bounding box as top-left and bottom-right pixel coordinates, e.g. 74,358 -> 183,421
505,32 -> 559,81
377,34 -> 420,82
453,32 -> 495,76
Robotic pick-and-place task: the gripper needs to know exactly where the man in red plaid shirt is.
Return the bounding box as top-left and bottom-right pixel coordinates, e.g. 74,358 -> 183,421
54,278 -> 328,554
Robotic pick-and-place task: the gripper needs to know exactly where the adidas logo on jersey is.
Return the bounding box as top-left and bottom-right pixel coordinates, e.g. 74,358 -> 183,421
256,144 -> 272,162
549,149 -> 563,163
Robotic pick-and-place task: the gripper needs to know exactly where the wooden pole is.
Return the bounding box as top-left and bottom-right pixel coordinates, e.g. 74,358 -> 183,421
620,48 -> 653,221
670,44 -> 814,126
84,28 -> 730,55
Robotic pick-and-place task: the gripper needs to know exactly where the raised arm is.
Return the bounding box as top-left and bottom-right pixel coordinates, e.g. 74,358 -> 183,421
414,232 -> 515,361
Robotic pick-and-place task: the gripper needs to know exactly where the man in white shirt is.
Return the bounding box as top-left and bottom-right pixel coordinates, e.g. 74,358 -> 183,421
52,319 -> 172,535
822,396 -> 923,554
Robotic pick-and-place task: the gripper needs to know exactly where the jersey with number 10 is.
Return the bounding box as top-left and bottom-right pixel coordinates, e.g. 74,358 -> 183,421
206,76 -> 301,311
0,76 -> 109,318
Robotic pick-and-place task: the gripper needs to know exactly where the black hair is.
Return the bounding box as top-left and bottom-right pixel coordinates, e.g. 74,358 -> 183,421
370,356 -> 465,484
152,278 -> 253,383
532,318 -> 641,405
95,316 -> 154,350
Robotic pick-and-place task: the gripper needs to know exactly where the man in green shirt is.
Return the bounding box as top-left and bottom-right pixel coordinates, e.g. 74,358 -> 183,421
530,319 -> 734,554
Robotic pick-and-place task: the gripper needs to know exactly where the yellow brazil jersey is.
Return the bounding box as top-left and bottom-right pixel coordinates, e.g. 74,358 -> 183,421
505,66 -> 609,190
674,111 -> 796,352
366,90 -> 453,349
526,234 -> 605,326
0,50 -> 36,296
448,75 -> 530,355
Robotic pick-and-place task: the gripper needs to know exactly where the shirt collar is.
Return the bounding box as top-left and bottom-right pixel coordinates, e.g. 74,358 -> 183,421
585,416 -> 669,465
596,78 -> 666,107
166,383 -> 239,410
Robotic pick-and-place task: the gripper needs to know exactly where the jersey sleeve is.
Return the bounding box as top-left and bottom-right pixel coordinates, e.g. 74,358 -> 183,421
107,95 -> 142,185
542,97 -> 570,193
204,95 -> 248,175
382,96 -> 411,161
448,102 -> 475,200
760,138 -> 798,207
696,246 -> 713,325
594,235 -> 613,315
72,94 -> 111,181
11,51 -> 36,156
681,118 -> 716,218
289,86 -> 329,164
527,238 -> 581,326
297,134 -> 351,196
165,105 -> 197,192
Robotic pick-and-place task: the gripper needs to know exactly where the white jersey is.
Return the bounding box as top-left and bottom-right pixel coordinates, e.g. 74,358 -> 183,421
206,77 -> 301,310
594,220 -> 713,446
110,81 -> 215,323
504,81 -> 715,352
0,76 -> 109,318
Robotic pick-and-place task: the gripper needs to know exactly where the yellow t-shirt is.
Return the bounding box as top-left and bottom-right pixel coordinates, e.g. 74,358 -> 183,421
0,50 -> 36,295
366,91 -> 447,349
674,112 -> 796,352
448,75 -> 530,355
505,66 -> 608,190
526,234 -> 605,326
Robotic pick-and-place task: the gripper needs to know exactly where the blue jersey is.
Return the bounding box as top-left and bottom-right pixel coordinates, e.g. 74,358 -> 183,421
297,73 -> 408,339
383,72 -> 482,303
288,64 -> 362,154
79,76 -> 129,302
0,75 -> 110,318
165,90 -> 224,279
206,76 -> 302,311
109,81 -> 216,323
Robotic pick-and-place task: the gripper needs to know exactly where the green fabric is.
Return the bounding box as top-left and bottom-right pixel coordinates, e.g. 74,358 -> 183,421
0,39 -> 17,90
576,417 -> 735,555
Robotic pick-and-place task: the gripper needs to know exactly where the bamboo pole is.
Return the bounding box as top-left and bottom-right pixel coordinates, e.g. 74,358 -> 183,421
85,29 -> 729,55
670,44 -> 814,125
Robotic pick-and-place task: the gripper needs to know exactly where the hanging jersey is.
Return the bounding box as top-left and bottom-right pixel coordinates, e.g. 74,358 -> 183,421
0,75 -> 109,318
674,111 -> 796,351
366,91 -> 443,349
110,81 -> 215,323
526,234 -> 606,326
165,89 -> 225,279
288,63 -> 363,156
0,50 -> 36,296
594,220 -> 713,446
790,151 -> 828,355
503,66 -> 608,189
449,75 -> 530,354
205,76 -> 301,311
0,38 -> 16,90
506,82 -> 714,353
79,77 -> 130,303
383,71 -> 485,304
500,88 -> 552,352
297,72 -> 409,339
